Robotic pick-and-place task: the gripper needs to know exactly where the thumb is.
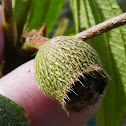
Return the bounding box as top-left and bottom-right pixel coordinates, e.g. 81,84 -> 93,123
0,59 -> 103,126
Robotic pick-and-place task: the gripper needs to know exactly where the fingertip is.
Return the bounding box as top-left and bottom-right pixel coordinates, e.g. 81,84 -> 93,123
0,60 -> 103,126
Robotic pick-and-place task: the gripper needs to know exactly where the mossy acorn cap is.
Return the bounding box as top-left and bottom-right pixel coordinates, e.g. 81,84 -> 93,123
34,36 -> 108,111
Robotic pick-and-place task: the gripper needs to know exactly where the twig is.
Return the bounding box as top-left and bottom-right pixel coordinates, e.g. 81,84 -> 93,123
2,0 -> 13,23
74,13 -> 126,40
2,0 -> 16,74
2,0 -> 15,51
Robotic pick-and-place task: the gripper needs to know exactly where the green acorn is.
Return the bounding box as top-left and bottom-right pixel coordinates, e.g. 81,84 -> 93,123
34,36 -> 108,112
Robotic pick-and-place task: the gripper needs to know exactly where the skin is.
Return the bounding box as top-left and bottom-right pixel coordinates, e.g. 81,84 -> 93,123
0,6 -> 104,126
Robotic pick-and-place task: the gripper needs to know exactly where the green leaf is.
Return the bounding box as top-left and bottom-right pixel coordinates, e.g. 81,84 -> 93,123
54,18 -> 69,37
0,94 -> 29,126
26,0 -> 64,36
13,0 -> 32,37
70,0 -> 126,126
70,0 -> 80,33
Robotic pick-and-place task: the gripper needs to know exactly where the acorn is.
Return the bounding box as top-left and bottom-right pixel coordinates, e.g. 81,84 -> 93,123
34,36 -> 108,112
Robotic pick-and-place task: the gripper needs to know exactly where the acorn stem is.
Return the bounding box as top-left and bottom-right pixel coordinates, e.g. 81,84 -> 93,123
74,12 -> 126,40
21,24 -> 48,52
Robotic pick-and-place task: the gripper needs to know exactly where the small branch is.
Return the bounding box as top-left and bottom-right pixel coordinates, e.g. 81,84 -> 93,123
2,0 -> 15,50
2,0 -> 17,74
74,13 -> 126,40
2,0 -> 13,23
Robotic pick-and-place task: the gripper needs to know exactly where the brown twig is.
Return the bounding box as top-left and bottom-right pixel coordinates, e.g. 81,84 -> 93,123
2,0 -> 16,74
2,0 -> 14,50
2,0 -> 13,23
74,13 -> 126,40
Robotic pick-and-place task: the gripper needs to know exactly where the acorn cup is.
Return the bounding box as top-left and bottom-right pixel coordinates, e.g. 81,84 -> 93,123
34,36 -> 108,112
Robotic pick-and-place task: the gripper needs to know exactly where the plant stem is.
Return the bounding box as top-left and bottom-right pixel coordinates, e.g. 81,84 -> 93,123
2,0 -> 13,23
2,0 -> 15,51
74,12 -> 126,40
2,0 -> 16,74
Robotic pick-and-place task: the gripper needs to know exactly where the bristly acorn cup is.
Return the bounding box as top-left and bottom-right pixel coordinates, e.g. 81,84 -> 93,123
34,36 -> 108,112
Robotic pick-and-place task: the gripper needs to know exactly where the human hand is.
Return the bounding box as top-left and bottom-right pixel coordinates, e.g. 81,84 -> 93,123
0,6 -> 103,126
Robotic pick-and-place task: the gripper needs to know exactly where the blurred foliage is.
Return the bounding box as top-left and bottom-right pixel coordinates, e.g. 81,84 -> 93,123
117,0 -> 126,12
13,0 -> 32,37
12,0 -> 64,37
